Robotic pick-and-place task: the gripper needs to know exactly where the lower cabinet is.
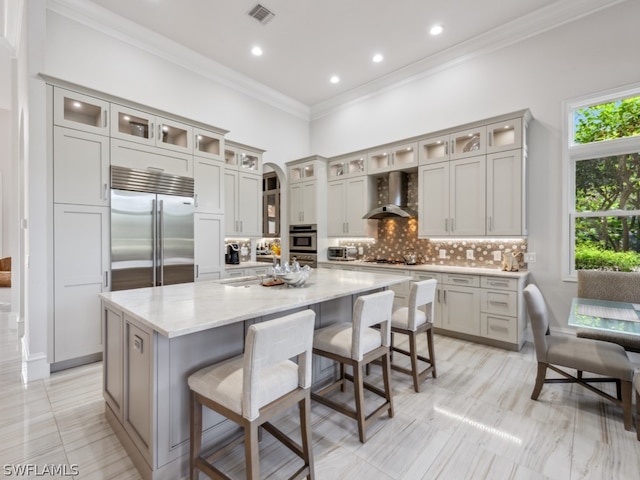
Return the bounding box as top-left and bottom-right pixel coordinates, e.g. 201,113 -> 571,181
479,276 -> 523,345
194,213 -> 224,282
441,274 -> 481,336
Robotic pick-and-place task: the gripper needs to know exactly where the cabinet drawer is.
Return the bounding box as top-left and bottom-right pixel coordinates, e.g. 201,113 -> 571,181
481,313 -> 517,343
481,290 -> 517,316
111,139 -> 193,177
481,276 -> 517,291
442,274 -> 479,287
413,272 -> 442,283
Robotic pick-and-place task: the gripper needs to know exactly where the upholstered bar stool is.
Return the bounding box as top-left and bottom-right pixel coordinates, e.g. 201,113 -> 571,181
389,279 -> 437,392
311,289 -> 395,443
188,310 -> 316,480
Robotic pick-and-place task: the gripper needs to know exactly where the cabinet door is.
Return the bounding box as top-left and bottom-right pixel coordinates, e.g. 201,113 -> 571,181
301,182 -> 317,225
327,181 -> 346,236
450,156 -> 486,236
103,305 -> 123,419
54,127 -> 110,206
344,177 -> 373,236
110,105 -> 155,146
194,157 -> 224,214
156,116 -> 193,154
54,204 -> 110,362
224,169 -> 239,234
419,134 -> 449,165
194,128 -> 224,161
238,151 -> 262,175
194,213 -> 224,282
111,139 -> 193,177
486,150 -> 524,235
450,126 -> 486,160
442,285 -> 480,335
53,88 -> 110,135
418,163 -> 449,236
237,173 -> 262,236
289,183 -> 302,225
487,118 -> 522,153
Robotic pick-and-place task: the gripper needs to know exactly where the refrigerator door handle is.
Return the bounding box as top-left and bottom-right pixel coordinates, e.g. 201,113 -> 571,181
159,199 -> 165,286
152,199 -> 157,286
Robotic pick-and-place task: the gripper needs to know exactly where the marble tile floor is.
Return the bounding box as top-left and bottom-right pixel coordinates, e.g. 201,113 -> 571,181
1,290 -> 639,479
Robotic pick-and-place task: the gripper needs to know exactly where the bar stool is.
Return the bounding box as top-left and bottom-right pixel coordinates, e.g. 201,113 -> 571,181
188,310 -> 316,480
311,289 -> 394,443
389,279 -> 437,392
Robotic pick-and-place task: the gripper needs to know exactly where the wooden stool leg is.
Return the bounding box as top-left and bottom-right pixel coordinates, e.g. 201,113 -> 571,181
300,394 -> 315,479
409,331 -> 420,393
531,362 -> 547,400
426,328 -> 437,378
381,351 -> 394,418
353,363 -> 367,443
340,362 -> 346,392
245,422 -> 260,480
621,380 -> 632,431
190,393 -> 202,480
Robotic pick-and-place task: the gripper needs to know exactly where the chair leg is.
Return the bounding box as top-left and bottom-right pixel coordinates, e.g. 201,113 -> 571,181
300,394 -> 315,480
426,328 -> 437,378
621,380 -> 632,432
381,351 -> 394,418
409,331 -> 420,393
340,363 -> 346,392
636,387 -> 640,441
353,363 -> 367,443
189,393 -> 202,480
531,362 -> 547,400
245,422 -> 260,480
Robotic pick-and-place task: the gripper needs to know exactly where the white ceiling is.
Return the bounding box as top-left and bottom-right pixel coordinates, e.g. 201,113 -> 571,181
61,0 -> 623,110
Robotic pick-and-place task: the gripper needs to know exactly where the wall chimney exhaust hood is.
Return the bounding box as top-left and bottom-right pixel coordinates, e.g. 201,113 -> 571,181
362,171 -> 417,220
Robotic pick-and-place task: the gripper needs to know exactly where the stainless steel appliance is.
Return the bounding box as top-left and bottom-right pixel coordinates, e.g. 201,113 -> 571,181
362,171 -> 417,219
110,166 -> 194,291
327,246 -> 357,261
225,243 -> 240,264
290,253 -> 317,268
289,224 -> 317,253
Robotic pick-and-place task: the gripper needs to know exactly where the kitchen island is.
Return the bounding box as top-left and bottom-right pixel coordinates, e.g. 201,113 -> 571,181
100,268 -> 409,480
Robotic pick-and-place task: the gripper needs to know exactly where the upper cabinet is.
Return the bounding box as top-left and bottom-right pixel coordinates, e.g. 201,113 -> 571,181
419,126 -> 487,164
486,118 -> 523,154
289,160 -> 317,183
327,155 -> 366,180
225,144 -> 262,175
287,157 -> 326,226
194,128 -> 224,162
54,87 -> 110,135
367,142 -> 418,174
110,104 -> 193,154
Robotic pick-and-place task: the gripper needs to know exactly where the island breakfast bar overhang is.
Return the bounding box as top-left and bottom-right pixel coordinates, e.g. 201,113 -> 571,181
99,269 -> 410,480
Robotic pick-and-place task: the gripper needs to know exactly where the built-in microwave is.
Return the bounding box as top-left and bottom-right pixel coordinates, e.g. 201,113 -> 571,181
289,224 -> 317,253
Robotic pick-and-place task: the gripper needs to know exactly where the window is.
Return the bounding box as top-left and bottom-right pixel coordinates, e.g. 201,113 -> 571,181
564,86 -> 640,277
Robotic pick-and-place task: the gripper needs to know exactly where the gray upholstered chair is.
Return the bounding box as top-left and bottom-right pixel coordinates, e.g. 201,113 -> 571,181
311,289 -> 395,443
575,270 -> 640,352
188,310 -> 316,480
523,284 -> 634,431
389,279 -> 437,392
636,370 -> 640,441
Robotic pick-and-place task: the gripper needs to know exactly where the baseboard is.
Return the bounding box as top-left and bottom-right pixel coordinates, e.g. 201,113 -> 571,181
20,337 -> 50,382
9,312 -> 23,337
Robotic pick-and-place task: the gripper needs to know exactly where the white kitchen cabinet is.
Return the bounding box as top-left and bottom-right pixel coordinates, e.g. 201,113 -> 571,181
194,127 -> 224,162
225,145 -> 262,175
367,142 -> 418,174
288,160 -> 317,183
440,274 -> 480,336
224,169 -> 262,236
418,156 -> 486,236
194,213 -> 224,282
418,134 -> 450,165
53,203 -> 110,363
419,126 -> 486,164
327,155 -> 366,180
54,87 -> 110,135
53,126 -> 110,207
111,139 -> 193,177
486,117 -> 523,154
327,176 -> 376,237
194,157 -> 224,214
290,181 -> 317,225
110,104 -> 193,154
486,149 -> 527,236
480,276 -> 523,346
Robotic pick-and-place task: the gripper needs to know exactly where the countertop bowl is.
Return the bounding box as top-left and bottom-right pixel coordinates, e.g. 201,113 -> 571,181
274,264 -> 311,287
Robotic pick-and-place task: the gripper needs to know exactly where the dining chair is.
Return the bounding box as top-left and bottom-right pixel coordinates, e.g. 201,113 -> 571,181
636,370 -> 640,441
311,289 -> 395,443
575,270 -> 640,352
389,279 -> 437,392
188,310 -> 316,480
523,284 -> 634,431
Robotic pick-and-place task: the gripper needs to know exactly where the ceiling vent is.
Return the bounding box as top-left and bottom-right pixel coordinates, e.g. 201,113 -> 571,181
248,4 -> 275,25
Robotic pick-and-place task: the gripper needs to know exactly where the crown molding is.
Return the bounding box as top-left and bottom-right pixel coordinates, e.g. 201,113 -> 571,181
309,0 -> 628,120
46,0 -> 310,121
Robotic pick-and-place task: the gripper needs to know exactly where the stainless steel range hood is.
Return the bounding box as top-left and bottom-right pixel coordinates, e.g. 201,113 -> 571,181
362,171 -> 417,220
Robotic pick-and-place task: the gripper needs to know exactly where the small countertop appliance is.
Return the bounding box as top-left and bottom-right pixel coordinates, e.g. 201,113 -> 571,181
327,246 -> 358,261
225,243 -> 240,264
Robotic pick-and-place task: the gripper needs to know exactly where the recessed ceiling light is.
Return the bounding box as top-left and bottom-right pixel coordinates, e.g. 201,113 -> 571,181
372,53 -> 384,63
251,46 -> 263,56
330,75 -> 340,84
430,24 -> 444,36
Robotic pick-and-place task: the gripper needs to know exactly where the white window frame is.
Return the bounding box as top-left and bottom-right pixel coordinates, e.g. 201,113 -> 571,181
562,82 -> 640,281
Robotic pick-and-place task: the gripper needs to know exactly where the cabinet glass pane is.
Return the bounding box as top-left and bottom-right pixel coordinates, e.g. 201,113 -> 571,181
394,146 -> 415,167
421,138 -> 448,161
159,123 -> 189,148
329,161 -> 346,178
370,152 -> 391,170
453,131 -> 482,154
290,167 -> 303,181
196,133 -> 221,156
62,97 -> 103,128
225,150 -> 238,167
117,112 -> 151,139
348,158 -> 365,174
240,153 -> 259,171
490,124 -> 516,148
303,163 -> 314,178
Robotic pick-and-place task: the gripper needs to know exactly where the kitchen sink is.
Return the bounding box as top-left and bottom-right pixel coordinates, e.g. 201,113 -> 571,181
217,275 -> 264,287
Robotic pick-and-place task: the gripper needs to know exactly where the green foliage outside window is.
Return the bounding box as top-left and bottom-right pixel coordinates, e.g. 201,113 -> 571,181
573,96 -> 640,271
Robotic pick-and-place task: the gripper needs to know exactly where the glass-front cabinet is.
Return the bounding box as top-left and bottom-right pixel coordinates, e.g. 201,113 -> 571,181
289,162 -> 315,182
53,87 -> 110,135
194,128 -> 224,161
419,134 -> 450,165
263,172 -> 280,237
327,155 -> 366,180
367,142 -> 418,174
225,146 -> 262,174
486,118 -> 523,153
449,126 -> 486,160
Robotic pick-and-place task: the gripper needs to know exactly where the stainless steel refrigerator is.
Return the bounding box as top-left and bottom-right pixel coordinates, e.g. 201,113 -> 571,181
110,166 -> 194,291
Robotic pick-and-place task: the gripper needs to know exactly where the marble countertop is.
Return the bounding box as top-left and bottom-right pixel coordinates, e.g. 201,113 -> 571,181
100,269 -> 410,338
224,261 -> 267,270
318,260 -> 530,278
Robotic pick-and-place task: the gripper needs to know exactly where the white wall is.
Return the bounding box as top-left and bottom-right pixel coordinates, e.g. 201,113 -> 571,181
44,10 -> 310,167
310,1 -> 640,330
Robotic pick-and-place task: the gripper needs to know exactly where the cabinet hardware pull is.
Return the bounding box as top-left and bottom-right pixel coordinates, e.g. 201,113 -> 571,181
150,123 -> 154,139
102,110 -> 107,128
104,271 -> 109,288
451,140 -> 455,154
445,141 -> 448,155
489,281 -> 508,287
194,194 -> 198,207
490,301 -> 509,306
451,218 -> 455,232
103,183 -> 108,201
445,218 -> 448,232
158,124 -> 163,140
159,199 -> 165,285
488,131 -> 493,147
437,289 -> 440,303
147,166 -> 165,172
196,265 -> 199,278
452,278 -> 468,283
444,290 -> 447,304
488,216 -> 493,231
